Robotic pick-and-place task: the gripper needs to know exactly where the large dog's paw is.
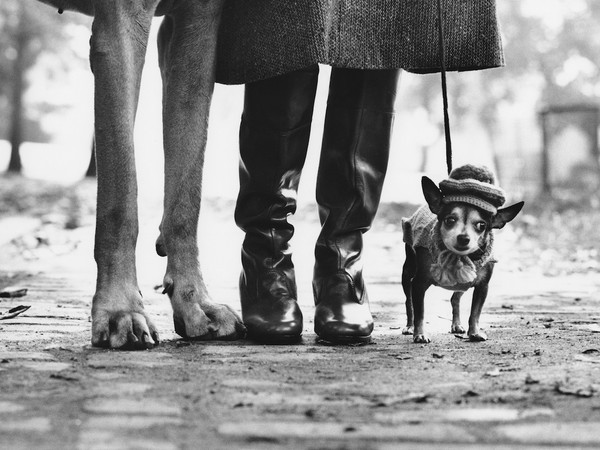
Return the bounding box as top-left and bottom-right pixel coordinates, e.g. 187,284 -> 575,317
202,303 -> 247,340
165,278 -> 246,341
92,292 -> 159,350
413,334 -> 431,344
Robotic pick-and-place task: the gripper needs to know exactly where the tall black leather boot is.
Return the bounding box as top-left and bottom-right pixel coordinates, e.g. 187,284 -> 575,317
235,65 -> 319,343
313,68 -> 400,344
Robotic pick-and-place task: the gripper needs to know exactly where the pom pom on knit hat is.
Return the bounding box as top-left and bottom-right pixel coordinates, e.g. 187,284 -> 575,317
438,165 -> 505,214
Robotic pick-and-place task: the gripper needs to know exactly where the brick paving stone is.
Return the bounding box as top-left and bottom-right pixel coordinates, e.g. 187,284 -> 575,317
0,401 -> 25,413
377,444 -> 580,450
18,361 -> 73,371
83,415 -> 182,429
90,382 -> 153,397
220,378 -> 291,389
0,351 -> 56,361
0,417 -> 51,433
376,408 -> 556,423
83,398 -> 181,416
495,422 -> 600,446
86,352 -> 175,369
229,392 -> 355,406
218,421 -> 476,443
78,431 -> 178,450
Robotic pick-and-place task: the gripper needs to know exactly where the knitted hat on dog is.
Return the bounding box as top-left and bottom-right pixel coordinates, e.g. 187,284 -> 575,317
439,165 -> 505,214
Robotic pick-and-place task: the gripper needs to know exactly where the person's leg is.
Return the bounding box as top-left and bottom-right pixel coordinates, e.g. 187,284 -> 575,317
313,68 -> 400,343
235,65 -> 319,342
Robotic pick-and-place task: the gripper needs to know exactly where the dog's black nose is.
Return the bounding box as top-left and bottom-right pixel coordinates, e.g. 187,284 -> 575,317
457,235 -> 470,246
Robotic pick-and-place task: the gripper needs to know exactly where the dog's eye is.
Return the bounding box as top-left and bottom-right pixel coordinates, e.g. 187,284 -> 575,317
475,222 -> 487,233
443,216 -> 456,227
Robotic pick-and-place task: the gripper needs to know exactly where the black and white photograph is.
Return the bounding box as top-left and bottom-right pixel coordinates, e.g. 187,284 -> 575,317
0,0 -> 599,448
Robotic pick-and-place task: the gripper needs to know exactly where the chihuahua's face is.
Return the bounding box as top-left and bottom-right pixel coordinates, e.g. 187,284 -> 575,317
438,204 -> 491,256
421,175 -> 525,256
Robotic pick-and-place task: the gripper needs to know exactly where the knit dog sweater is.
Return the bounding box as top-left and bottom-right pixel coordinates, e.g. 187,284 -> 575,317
402,205 -> 496,291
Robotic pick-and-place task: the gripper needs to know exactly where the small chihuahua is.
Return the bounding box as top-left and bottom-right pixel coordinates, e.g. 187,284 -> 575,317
401,165 -> 524,343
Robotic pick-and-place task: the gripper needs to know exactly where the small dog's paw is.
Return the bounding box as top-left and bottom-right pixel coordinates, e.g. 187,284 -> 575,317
468,330 -> 488,342
413,334 -> 431,344
451,323 -> 466,334
402,325 -> 414,335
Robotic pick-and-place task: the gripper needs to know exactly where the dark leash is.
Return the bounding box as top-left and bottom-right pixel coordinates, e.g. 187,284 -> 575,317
437,0 -> 452,175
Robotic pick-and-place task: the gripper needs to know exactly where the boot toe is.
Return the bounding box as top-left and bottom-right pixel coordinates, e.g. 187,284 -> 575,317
243,301 -> 303,344
314,303 -> 373,344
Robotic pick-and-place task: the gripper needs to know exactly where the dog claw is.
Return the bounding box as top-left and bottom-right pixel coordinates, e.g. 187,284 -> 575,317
402,326 -> 414,335
162,281 -> 174,296
155,234 -> 167,257
93,331 -> 110,348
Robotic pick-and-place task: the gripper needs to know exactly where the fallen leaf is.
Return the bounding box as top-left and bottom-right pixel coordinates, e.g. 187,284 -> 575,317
49,372 -> 80,382
0,305 -> 31,320
555,383 -> 594,398
463,390 -> 480,398
0,287 -> 28,298
582,349 -> 600,354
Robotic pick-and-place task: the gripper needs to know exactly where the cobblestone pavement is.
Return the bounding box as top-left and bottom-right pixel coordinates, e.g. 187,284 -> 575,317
1,197 -> 600,449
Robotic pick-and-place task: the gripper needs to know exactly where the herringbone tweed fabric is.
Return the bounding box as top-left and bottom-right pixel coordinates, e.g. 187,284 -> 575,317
216,0 -> 504,85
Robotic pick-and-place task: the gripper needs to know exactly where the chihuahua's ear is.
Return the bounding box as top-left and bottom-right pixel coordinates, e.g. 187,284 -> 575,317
421,176 -> 443,214
492,201 -> 524,229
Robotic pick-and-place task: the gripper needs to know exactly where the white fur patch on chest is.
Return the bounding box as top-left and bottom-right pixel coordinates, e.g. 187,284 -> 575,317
430,249 -> 478,290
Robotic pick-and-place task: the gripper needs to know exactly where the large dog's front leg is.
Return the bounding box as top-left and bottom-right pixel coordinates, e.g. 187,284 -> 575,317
156,0 -> 245,340
90,1 -> 160,349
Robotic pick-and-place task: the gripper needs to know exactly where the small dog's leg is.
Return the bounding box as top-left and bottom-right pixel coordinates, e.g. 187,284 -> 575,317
468,283 -> 489,341
157,0 -> 245,340
90,0 -> 161,349
401,244 -> 415,335
468,264 -> 494,341
450,291 -> 465,334
411,277 -> 431,343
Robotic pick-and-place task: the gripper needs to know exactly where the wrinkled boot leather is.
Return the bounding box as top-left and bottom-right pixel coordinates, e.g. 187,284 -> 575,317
236,66 -> 319,343
314,68 -> 400,344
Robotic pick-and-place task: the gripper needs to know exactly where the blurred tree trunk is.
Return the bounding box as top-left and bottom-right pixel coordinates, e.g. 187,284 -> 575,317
85,137 -> 96,177
7,22 -> 26,173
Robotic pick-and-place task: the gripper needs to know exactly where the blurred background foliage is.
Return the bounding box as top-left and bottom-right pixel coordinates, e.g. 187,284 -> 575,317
0,0 -> 599,276
0,0 -> 600,201
0,0 -> 89,171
